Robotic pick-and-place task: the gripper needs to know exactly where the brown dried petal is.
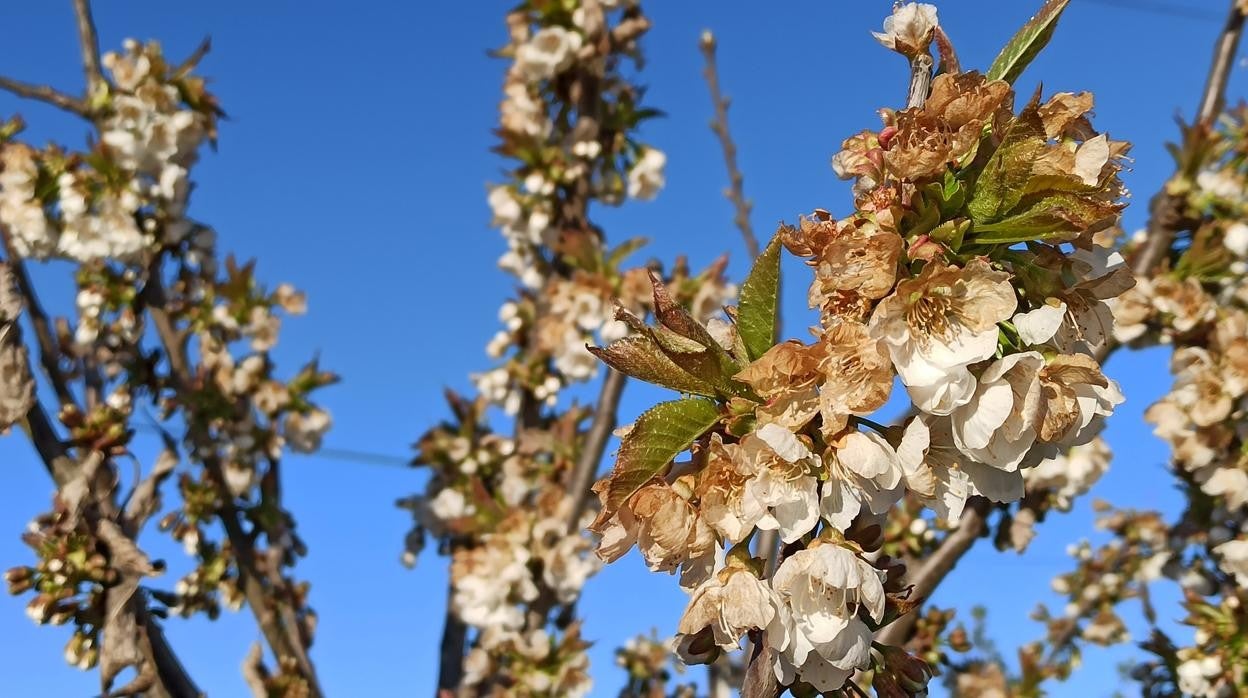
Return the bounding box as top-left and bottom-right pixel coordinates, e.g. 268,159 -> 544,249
924,72 -> 1013,131
814,231 -> 903,302
733,341 -> 821,398
0,263 -> 22,322
1038,91 -> 1095,139
0,324 -> 34,429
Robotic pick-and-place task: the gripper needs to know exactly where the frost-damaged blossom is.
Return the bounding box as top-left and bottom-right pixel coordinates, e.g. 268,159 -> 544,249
872,3 -> 939,58
868,258 -> 1016,415
584,7 -> 1134,693
677,562 -> 779,652
597,480 -> 717,587
1008,102 -> 1248,698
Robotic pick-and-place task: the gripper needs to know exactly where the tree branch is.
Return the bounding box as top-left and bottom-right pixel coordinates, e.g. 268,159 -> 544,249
565,367 -> 627,532
145,277 -> 322,697
874,498 -> 991,646
71,0 -> 104,97
437,578 -> 468,697
0,76 -> 91,117
436,5 -> 647,691
16,384 -> 201,696
699,30 -> 758,259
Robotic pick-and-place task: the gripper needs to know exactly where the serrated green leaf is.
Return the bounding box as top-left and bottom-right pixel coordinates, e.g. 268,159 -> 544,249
589,336 -> 718,397
648,326 -> 747,398
598,397 -> 721,520
736,234 -> 782,361
968,108 -> 1048,224
648,273 -> 745,394
968,192 -> 1119,244
986,0 -> 1072,85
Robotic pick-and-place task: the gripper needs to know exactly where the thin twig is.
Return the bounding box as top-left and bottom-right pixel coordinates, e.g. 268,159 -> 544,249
700,30 -> 758,259
0,76 -> 91,117
71,0 -> 105,97
174,37 -> 213,78
437,578 -> 468,697
566,367 -> 627,533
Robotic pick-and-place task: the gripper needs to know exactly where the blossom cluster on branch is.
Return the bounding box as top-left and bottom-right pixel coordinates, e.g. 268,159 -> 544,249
1003,101 -> 1248,698
1,35 -> 332,696
585,3 -> 1138,694
400,2 -> 734,696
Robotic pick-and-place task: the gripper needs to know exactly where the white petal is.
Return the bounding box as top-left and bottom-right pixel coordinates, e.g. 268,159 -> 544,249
963,460 -> 1025,502
756,423 -> 812,462
839,431 -> 898,480
906,368 -> 977,415
821,620 -> 873,671
819,480 -> 862,531
1014,301 -> 1067,345
1074,134 -> 1109,186
952,376 -> 1013,450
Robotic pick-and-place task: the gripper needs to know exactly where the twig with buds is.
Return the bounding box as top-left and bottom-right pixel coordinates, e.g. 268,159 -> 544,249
700,30 -> 759,259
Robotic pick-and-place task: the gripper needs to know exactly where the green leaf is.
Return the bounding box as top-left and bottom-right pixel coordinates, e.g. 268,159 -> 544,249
968,192 -> 1119,244
736,233 -> 782,361
648,273 -> 745,391
588,336 -> 719,397
985,0 -> 1072,85
597,397 -> 721,521
968,106 -> 1048,224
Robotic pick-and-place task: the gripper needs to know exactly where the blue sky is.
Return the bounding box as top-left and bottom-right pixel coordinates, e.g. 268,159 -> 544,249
0,1 -> 1239,695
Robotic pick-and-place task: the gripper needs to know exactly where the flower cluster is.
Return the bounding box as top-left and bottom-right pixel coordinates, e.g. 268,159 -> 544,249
587,5 -> 1135,692
401,3 -> 741,694
1,36 -> 332,693
0,41 -> 213,262
475,1 -> 733,414
404,393 -> 601,696
490,2 -> 664,289
1010,96 -> 1248,697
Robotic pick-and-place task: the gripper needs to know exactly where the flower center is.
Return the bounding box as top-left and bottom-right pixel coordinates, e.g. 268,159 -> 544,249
906,289 -> 961,341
